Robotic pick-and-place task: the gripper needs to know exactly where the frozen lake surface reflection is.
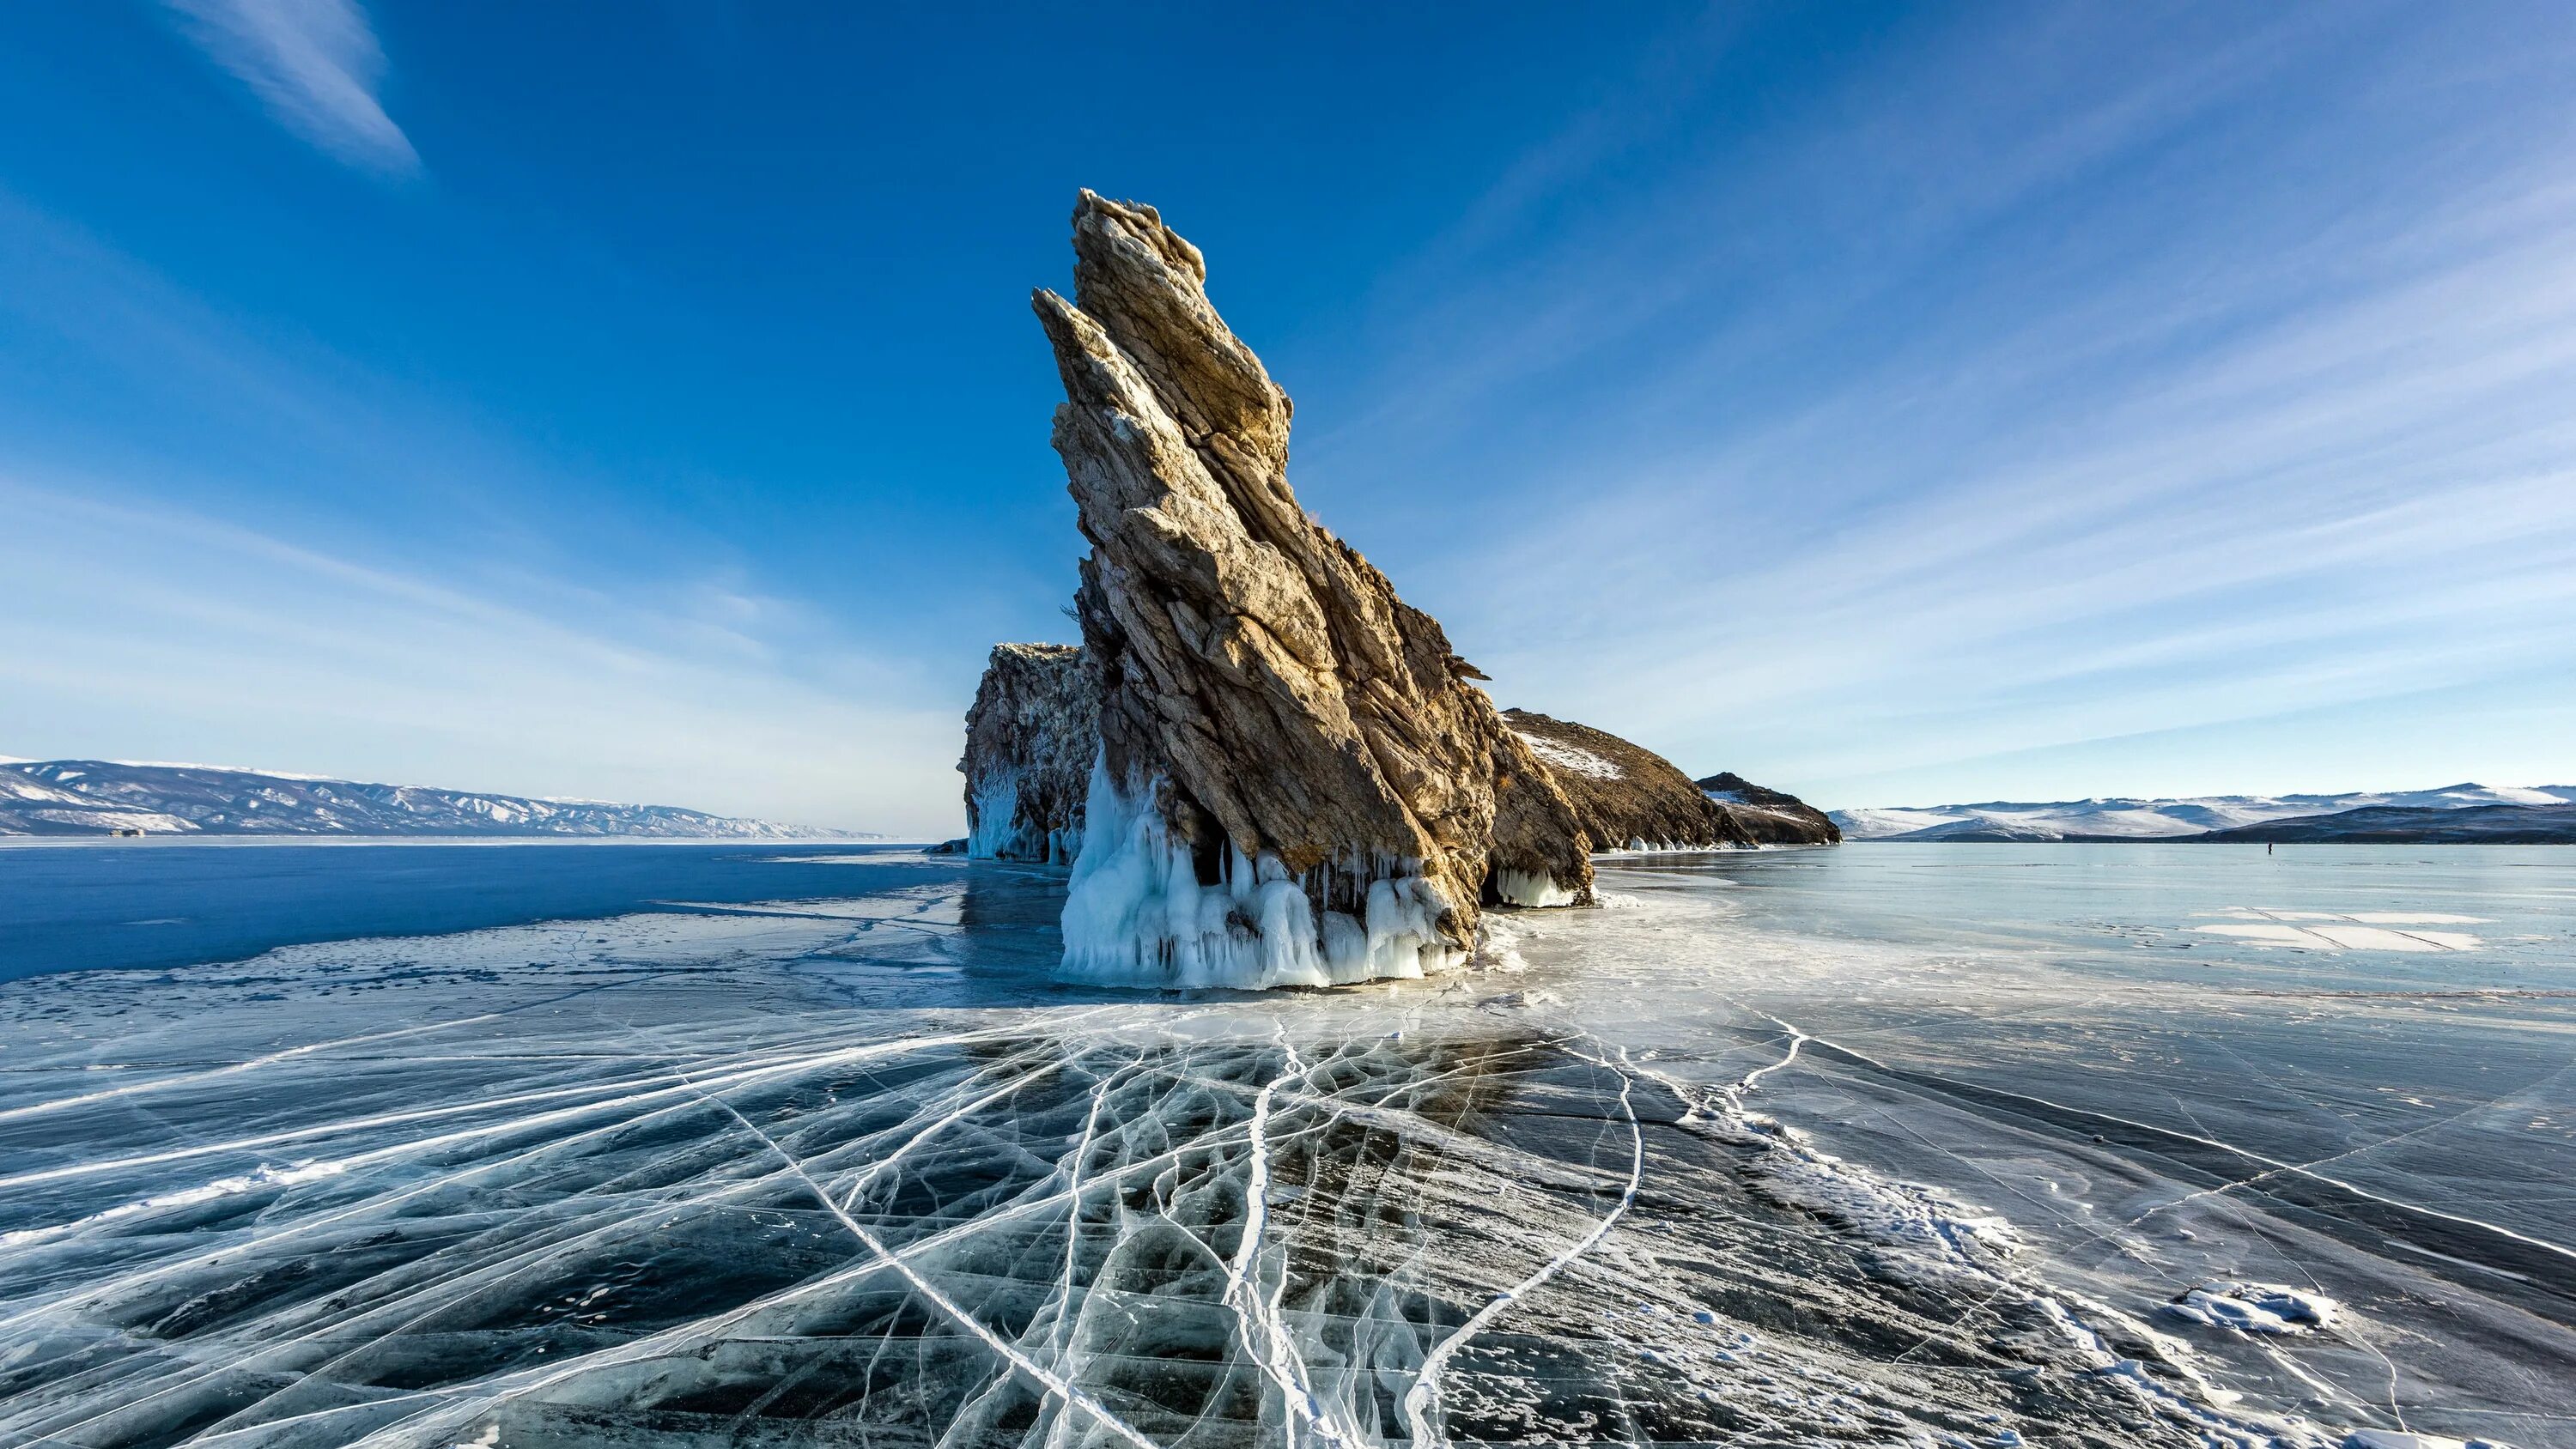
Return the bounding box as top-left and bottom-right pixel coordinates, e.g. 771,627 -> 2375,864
2,843 -> 2571,1447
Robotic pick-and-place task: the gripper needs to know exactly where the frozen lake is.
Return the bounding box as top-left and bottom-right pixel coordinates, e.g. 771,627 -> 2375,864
1,842 -> 2569,1448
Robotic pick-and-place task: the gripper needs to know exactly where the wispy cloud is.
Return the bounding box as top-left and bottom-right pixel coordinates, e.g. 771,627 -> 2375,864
165,0 -> 419,176
0,477 -> 963,834
1292,4 -> 2576,804
0,187 -> 960,834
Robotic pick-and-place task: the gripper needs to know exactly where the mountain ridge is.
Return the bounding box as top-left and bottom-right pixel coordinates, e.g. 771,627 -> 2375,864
1832,783 -> 2576,842
0,760 -> 872,840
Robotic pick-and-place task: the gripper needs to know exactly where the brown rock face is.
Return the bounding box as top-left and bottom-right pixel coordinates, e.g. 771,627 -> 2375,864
960,643 -> 1095,864
1035,191 -> 1591,987
1503,710 -> 1756,852
1696,772 -> 1844,845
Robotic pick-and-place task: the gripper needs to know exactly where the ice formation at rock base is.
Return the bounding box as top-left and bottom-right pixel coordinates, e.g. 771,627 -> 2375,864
1059,758 -> 1467,990
962,643 -> 1095,864
1489,868 -> 1583,908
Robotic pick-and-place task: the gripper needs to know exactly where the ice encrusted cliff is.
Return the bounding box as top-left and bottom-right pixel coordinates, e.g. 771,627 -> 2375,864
960,643 -> 1096,863
1503,709 -> 1758,852
1033,191 -> 1593,989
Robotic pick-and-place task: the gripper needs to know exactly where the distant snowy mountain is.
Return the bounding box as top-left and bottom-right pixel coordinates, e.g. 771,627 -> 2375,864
0,760 -> 874,840
1830,784 -> 2576,841
2196,802 -> 2576,844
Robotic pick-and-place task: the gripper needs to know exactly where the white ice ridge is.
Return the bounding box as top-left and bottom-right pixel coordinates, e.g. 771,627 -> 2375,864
2344,1432 -> 2518,1449
2165,1282 -> 2341,1335
1055,755 -> 1467,989
1491,868 -> 1581,907
967,769 -> 1022,858
0,1161 -> 347,1247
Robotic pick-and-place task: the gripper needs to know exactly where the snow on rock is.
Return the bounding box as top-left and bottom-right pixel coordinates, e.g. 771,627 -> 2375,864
1504,710 -> 1760,852
1032,191 -> 1591,988
1515,730 -> 1624,781
960,643 -> 1095,864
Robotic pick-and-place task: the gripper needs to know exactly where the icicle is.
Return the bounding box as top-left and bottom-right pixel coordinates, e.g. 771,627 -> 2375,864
1054,752 -> 1470,990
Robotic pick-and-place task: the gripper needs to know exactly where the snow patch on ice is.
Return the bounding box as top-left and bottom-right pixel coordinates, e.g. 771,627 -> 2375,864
0,1160 -> 347,1246
2342,1432 -> 2515,1449
2164,1282 -> 2340,1335
2197,924 -> 2480,952
1475,915 -> 1531,974
1739,1117 -> 2025,1284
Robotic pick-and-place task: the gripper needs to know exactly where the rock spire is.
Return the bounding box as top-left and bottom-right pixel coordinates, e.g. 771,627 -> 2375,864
1033,191 -> 1592,987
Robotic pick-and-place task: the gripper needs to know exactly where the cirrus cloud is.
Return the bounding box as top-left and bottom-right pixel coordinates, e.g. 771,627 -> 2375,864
165,0 -> 419,177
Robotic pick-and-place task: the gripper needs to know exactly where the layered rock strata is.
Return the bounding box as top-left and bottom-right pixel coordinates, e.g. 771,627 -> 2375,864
1698,772 -> 1843,846
1504,710 -> 1756,852
1034,191 -> 1592,988
959,643 -> 1096,863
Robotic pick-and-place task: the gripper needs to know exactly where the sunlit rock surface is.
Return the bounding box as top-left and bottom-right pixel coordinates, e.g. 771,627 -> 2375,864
1697,771 -> 1843,846
1503,709 -> 1756,852
962,643 -> 1097,863
1034,192 -> 1590,987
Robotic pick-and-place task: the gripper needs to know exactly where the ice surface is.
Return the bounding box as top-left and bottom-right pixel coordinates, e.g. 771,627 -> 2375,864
2345,1433 -> 2516,1449
2197,908 -> 2485,951
4,841 -> 2572,1447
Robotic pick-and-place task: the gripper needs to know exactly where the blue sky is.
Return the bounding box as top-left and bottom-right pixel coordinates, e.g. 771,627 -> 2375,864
3,2 -> 2572,834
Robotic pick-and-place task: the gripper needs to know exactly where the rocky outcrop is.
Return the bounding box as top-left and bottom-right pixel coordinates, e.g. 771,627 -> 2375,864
1504,711 -> 1755,852
960,643 -> 1096,864
1035,191 -> 1592,988
1697,772 -> 1843,845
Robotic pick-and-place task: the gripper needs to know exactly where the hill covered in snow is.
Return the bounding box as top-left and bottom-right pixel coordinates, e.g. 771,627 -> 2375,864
0,760 -> 871,840
2193,800 -> 2576,844
1830,784 -> 2576,841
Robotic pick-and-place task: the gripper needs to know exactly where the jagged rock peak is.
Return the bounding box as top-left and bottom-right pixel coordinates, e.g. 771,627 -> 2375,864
1504,710 -> 1756,852
1035,191 -> 1592,989
960,643 -> 1096,864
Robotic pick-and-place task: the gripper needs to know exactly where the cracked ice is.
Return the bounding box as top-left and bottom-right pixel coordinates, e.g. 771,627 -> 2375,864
4,845 -> 2572,1448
